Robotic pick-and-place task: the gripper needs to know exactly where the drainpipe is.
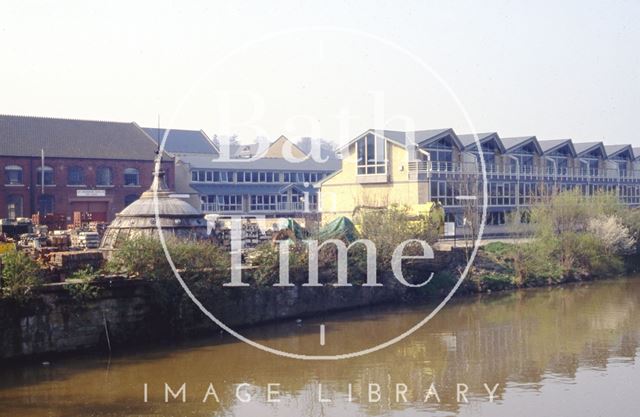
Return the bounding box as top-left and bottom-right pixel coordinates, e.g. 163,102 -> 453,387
505,155 -> 520,210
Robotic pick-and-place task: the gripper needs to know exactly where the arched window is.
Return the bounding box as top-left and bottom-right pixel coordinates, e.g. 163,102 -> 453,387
96,166 -> 113,186
124,194 -> 139,207
4,165 -> 23,185
123,168 -> 140,186
7,195 -> 23,219
67,166 -> 85,185
38,194 -> 55,215
36,165 -> 54,185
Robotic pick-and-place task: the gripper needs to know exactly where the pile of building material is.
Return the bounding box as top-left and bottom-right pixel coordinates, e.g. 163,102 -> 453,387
211,220 -> 273,250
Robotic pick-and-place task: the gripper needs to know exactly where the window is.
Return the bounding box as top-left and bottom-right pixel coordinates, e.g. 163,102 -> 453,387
38,194 -> 55,214
356,134 -> 386,175
4,165 -> 23,185
201,195 -> 242,212
124,194 -> 138,207
124,168 -> 140,186
67,166 -> 84,185
96,166 -> 113,186
425,138 -> 454,171
7,195 -> 23,219
250,195 -> 277,211
36,165 -> 54,185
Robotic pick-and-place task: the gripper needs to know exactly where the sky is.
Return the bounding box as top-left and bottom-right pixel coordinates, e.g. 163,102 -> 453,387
1,0 -> 639,146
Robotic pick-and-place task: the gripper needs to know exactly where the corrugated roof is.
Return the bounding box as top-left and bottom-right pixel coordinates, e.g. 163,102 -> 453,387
143,127 -> 217,155
179,154 -> 341,171
0,115 -> 169,160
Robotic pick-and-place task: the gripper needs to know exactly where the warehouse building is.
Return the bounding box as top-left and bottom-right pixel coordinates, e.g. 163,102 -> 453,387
0,115 -> 173,224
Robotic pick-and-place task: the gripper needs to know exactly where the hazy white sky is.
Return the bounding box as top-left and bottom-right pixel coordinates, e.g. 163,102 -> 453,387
1,0 -> 639,145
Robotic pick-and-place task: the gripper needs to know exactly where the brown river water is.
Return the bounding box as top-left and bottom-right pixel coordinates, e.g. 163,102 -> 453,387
1,277 -> 640,416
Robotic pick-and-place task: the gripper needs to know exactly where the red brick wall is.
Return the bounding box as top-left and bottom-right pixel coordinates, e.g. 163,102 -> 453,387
0,156 -> 173,223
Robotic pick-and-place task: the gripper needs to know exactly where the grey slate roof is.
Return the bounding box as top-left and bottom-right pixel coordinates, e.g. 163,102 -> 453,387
457,132 -> 505,152
538,139 -> 576,156
573,142 -> 605,156
179,154 -> 341,172
604,144 -> 634,159
501,136 -> 541,153
0,115 -> 169,160
143,127 -> 217,155
341,128 -> 460,151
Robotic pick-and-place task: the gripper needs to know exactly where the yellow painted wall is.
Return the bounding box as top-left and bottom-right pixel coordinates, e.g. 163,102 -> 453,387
319,137 -> 428,223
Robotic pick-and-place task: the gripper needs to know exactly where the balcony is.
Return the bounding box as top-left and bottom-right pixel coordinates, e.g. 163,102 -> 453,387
408,161 -> 640,183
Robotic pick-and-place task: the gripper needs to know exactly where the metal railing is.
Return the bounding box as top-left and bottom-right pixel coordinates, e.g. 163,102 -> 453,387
408,161 -> 640,182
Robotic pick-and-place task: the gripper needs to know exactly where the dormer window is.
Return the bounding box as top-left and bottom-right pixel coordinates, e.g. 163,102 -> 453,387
356,134 -> 386,175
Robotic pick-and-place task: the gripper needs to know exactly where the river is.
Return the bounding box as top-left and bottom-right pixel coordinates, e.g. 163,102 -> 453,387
1,277 -> 640,416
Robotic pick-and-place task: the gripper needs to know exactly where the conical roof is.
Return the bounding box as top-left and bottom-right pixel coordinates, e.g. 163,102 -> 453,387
100,168 -> 208,256
118,170 -> 201,218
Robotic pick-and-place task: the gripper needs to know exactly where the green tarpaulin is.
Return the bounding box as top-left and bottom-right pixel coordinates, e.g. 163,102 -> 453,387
278,218 -> 307,240
318,216 -> 358,242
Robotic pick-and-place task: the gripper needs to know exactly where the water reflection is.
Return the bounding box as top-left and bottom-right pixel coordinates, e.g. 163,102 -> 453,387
1,278 -> 639,417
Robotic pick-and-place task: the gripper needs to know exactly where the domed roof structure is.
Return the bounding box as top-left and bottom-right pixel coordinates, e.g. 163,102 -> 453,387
100,169 -> 208,257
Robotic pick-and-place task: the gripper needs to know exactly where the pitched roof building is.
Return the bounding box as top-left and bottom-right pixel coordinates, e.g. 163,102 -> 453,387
0,115 -> 173,224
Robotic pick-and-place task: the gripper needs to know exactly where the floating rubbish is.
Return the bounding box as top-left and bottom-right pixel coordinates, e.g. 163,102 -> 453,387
42,361 -> 50,366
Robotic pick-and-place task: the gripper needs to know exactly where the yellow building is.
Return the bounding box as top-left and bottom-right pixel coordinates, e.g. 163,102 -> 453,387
318,129 -> 465,223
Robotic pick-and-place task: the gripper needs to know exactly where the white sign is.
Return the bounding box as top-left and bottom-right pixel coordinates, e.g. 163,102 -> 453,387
169,193 -> 190,199
76,189 -> 106,197
444,222 -> 456,237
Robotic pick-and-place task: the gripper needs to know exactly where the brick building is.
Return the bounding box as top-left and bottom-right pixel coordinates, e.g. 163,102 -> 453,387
0,115 -> 173,224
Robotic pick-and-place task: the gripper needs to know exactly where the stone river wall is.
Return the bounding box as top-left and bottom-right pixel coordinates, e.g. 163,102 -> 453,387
0,247 -> 467,360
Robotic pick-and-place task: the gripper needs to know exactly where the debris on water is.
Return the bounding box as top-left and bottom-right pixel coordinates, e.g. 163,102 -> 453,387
296,318 -> 303,326
42,361 -> 50,366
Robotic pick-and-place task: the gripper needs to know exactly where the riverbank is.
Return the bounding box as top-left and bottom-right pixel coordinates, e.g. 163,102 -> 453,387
2,241 -> 638,361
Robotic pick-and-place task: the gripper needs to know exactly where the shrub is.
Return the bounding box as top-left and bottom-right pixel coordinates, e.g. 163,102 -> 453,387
588,215 -> 636,256
354,204 -> 440,267
1,250 -> 42,300
105,236 -> 230,285
66,267 -> 101,302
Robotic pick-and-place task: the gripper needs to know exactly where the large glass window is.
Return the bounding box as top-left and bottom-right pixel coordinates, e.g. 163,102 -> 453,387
356,134 -> 386,175
36,165 -> 54,185
67,166 -> 85,185
201,195 -> 242,212
250,195 -> 277,211
4,165 -> 23,185
124,168 -> 140,186
96,166 -> 113,186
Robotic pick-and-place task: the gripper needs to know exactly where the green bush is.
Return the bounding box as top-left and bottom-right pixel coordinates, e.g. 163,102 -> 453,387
66,267 -> 101,303
483,241 -> 515,258
106,236 -> 230,285
478,273 -> 513,291
1,250 -> 42,300
354,204 -> 440,268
